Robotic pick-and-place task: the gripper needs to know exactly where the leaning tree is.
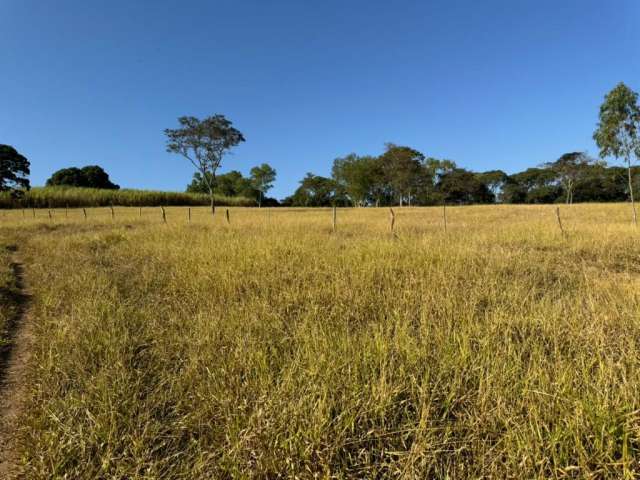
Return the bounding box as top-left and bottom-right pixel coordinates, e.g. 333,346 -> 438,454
594,82 -> 640,225
165,115 -> 245,215
0,144 -> 30,197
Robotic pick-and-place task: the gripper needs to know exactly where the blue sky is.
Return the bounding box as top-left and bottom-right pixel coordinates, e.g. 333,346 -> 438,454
2,0 -> 639,199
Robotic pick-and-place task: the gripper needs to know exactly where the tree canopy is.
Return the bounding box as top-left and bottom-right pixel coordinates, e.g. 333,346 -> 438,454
0,144 -> 30,195
593,82 -> 640,224
46,165 -> 119,189
187,170 -> 259,200
250,164 -> 277,207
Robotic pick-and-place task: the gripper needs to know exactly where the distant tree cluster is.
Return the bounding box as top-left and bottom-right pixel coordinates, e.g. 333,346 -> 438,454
186,163 -> 277,206
282,144 -> 639,207
46,165 -> 119,189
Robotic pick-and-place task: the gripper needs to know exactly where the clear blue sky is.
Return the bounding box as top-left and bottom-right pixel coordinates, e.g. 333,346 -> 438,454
2,0 -> 639,199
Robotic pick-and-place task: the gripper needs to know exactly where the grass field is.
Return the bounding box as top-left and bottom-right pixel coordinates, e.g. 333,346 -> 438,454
1,204 -> 639,478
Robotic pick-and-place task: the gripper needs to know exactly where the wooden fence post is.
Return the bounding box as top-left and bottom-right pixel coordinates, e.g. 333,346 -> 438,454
110,205 -> 115,220
225,209 -> 230,224
48,209 -> 52,221
22,209 -> 25,218
83,208 -> 87,220
555,207 -> 566,237
32,208 -> 35,218
188,207 -> 191,223
139,207 -> 142,218
161,206 -> 167,223
389,208 -> 396,234
443,202 -> 447,232
332,206 -> 337,233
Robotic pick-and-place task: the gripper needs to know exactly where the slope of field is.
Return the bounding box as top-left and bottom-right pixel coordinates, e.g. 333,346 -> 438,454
0,186 -> 255,208
1,205 -> 640,478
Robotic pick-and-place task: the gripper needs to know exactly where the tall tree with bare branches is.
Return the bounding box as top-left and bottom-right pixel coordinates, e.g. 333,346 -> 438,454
165,115 -> 245,215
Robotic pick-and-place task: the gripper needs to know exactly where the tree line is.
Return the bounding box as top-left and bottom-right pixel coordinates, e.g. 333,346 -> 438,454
281,81 -> 640,223
186,164 -> 277,207
280,146 -> 639,207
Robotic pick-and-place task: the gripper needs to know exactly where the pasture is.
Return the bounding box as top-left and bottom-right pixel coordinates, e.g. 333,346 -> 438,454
1,204 -> 639,478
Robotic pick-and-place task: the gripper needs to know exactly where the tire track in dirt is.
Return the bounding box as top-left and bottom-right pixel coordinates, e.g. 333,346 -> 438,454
0,247 -> 32,479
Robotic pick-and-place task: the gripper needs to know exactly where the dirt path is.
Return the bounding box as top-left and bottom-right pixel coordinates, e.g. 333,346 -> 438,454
0,252 -> 32,479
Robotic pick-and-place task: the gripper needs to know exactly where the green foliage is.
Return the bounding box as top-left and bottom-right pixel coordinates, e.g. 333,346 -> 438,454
0,186 -> 255,209
543,152 -> 600,204
46,165 -> 119,189
438,168 -> 494,204
594,82 -> 640,162
379,143 -> 425,205
187,170 -> 261,201
292,141 -> 640,206
250,163 -> 277,206
332,154 -> 382,206
283,173 -> 340,206
0,144 -> 30,195
476,170 -> 508,201
594,82 -> 640,223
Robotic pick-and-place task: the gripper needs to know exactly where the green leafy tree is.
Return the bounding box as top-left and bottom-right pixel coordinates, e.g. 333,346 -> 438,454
379,144 -> 425,206
186,171 -> 214,194
502,168 -> 560,204
284,173 -> 337,207
477,170 -> 508,203
46,167 -> 85,187
593,82 -> 640,225
413,158 -> 456,205
331,154 -> 379,206
250,163 -> 277,207
572,164 -> 630,202
165,115 -> 245,215
46,165 -> 119,189
0,144 -> 30,196
437,168 -> 494,204
543,152 -> 599,204
82,166 -> 119,189
187,170 -> 259,202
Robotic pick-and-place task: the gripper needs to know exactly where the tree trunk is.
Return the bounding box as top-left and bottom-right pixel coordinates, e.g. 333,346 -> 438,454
628,158 -> 637,226
258,190 -> 262,208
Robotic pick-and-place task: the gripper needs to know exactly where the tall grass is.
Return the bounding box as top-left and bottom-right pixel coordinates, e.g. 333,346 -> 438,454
0,186 -> 255,208
1,205 -> 640,478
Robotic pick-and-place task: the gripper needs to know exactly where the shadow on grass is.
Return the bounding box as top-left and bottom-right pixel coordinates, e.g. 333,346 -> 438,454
0,246 -> 31,389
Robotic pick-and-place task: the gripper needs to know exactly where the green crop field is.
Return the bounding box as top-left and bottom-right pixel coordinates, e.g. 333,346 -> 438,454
1,204 -> 639,478
0,186 -> 254,209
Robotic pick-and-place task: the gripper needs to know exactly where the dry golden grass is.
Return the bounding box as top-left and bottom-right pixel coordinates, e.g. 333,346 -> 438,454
1,204 -> 640,478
